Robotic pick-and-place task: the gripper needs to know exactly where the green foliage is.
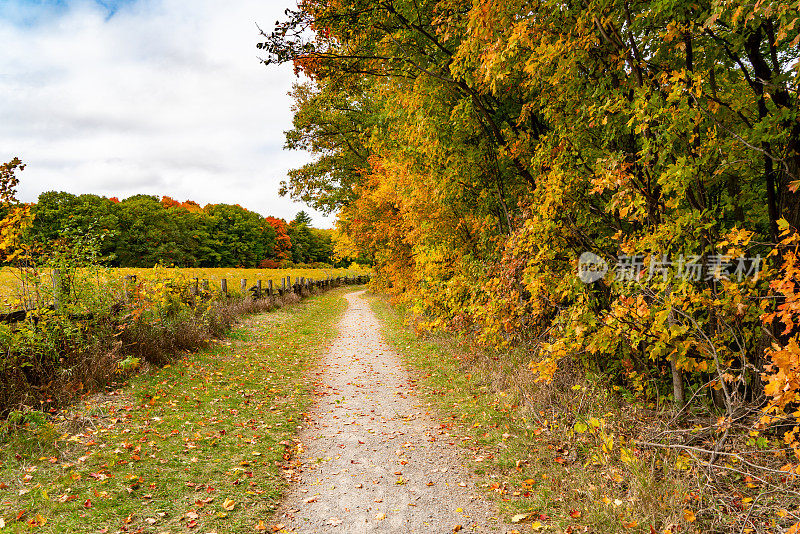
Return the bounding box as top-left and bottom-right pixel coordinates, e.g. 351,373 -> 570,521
26,192 -> 334,268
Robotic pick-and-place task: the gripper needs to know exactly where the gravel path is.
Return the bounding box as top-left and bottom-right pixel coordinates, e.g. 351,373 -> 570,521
272,291 -> 511,533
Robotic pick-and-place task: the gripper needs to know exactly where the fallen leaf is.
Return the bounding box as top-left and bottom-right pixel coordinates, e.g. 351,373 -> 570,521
223,499 -> 236,511
569,510 -> 581,519
375,513 -> 386,520
683,509 -> 696,523
29,515 -> 47,527
511,514 -> 529,523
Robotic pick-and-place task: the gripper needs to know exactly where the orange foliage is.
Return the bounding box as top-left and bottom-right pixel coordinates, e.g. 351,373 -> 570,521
264,216 -> 292,260
160,196 -> 204,213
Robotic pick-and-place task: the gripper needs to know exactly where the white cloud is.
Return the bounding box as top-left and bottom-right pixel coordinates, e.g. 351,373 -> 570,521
0,0 -> 333,227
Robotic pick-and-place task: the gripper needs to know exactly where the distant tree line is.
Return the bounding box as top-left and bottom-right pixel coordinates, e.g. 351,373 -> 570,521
23,192 -> 343,268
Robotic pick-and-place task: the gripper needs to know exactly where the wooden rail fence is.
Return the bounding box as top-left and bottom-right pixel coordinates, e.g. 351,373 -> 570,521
0,272 -> 371,325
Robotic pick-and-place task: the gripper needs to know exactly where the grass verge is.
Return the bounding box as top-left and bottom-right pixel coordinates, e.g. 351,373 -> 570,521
368,293 -> 697,534
0,288 -> 348,533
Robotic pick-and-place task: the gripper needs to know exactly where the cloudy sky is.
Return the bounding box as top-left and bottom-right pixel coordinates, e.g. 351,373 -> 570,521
0,0 -> 334,227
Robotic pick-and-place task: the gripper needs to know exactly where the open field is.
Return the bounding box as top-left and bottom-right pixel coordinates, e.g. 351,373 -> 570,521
0,266 -> 371,309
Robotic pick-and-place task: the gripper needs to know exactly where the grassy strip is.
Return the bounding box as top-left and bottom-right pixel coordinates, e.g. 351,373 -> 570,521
368,294 -> 693,534
0,288 -> 348,533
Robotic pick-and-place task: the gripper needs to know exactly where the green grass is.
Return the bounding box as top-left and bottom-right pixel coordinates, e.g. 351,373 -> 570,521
367,293 -> 691,534
0,288 -> 349,533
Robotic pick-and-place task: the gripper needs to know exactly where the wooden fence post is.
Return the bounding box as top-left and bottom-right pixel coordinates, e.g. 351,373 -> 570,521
201,279 -> 209,292
256,280 -> 262,298
281,278 -> 286,296
267,280 -> 273,297
240,279 -> 247,296
123,274 -> 136,303
221,278 -> 228,296
191,278 -> 199,296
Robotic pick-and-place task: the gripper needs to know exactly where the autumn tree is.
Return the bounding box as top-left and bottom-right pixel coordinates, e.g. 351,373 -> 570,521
266,0 -> 800,420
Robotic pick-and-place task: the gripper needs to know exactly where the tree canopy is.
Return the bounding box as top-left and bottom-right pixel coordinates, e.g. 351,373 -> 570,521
263,0 -> 800,465
23,192 -> 344,268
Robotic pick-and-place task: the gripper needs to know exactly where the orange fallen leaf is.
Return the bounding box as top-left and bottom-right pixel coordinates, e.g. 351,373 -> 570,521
683,509 -> 696,523
27,514 -> 47,527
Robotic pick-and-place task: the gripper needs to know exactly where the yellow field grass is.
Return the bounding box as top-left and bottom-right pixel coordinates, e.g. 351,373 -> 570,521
0,265 -> 371,306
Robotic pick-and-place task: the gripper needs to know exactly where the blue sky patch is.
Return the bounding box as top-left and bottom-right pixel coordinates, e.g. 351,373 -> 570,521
0,0 -> 137,26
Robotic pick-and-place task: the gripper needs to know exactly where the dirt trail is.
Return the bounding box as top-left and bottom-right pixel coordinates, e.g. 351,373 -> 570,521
273,290 -> 510,533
